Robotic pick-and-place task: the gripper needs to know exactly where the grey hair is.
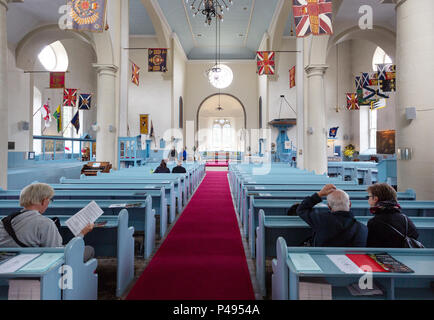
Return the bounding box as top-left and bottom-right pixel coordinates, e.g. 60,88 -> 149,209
327,189 -> 350,212
19,183 -> 54,208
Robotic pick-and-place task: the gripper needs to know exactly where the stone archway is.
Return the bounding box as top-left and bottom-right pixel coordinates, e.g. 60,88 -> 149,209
196,94 -> 246,152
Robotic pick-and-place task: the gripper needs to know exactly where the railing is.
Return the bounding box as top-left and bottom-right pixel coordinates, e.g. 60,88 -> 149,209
33,135 -> 96,162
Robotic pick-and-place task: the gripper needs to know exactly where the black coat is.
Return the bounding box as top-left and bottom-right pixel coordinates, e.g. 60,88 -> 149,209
367,207 -> 419,248
172,166 -> 186,173
297,193 -> 368,247
154,166 -> 170,173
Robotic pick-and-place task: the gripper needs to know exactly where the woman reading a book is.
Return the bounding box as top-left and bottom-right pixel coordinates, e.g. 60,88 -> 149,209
0,183 -> 95,262
366,183 -> 420,248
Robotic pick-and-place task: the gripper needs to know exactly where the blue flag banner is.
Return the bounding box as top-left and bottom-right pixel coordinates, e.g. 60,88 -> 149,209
71,111 -> 80,134
329,127 -> 339,138
68,0 -> 107,32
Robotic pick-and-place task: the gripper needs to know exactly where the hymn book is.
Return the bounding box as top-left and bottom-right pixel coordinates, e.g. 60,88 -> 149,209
65,201 -> 104,236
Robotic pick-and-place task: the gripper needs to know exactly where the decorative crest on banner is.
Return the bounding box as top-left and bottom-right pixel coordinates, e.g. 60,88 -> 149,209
78,94 -> 92,110
68,0 -> 107,32
50,72 -> 65,89
292,0 -> 333,37
148,49 -> 168,72
256,51 -> 275,75
63,89 -> 78,107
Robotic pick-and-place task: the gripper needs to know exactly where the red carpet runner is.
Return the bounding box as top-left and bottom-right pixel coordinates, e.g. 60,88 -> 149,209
126,171 -> 255,300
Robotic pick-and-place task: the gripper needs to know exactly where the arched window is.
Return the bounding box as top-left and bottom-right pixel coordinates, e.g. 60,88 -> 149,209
33,87 -> 42,155
372,46 -> 392,71
179,97 -> 183,129
222,122 -> 232,150
38,41 -> 69,72
212,123 -> 222,150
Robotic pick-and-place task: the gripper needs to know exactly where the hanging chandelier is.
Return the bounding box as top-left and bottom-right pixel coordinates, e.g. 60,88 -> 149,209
186,0 -> 234,25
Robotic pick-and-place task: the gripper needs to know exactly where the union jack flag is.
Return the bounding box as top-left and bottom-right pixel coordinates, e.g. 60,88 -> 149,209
131,62 -> 140,86
346,93 -> 359,110
63,89 -> 78,107
292,0 -> 333,38
256,51 -> 275,75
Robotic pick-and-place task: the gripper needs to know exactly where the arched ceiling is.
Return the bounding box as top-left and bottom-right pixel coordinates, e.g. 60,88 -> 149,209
199,94 -> 244,118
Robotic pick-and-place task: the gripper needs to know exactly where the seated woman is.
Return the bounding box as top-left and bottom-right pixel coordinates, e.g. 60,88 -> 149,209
366,183 -> 420,248
0,183 -> 94,262
154,160 -> 170,173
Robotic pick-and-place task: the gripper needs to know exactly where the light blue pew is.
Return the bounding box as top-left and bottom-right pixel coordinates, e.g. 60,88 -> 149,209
0,187 -> 172,227
272,238 -> 434,300
48,182 -> 175,225
0,237 -> 97,300
248,198 -> 434,258
0,198 -> 155,259
59,178 -> 182,216
239,189 -> 416,237
257,211 -> 434,297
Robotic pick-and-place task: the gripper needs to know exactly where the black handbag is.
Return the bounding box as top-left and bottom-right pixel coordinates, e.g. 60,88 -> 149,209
377,214 -> 424,249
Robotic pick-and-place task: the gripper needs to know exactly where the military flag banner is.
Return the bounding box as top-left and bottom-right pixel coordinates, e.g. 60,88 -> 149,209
53,105 -> 62,133
71,111 -> 80,134
355,76 -> 362,91
292,0 -> 333,38
289,66 -> 296,88
78,94 -> 92,110
50,72 -> 65,89
361,73 -> 370,88
256,51 -> 275,75
346,93 -> 359,110
132,62 -> 140,86
68,0 -> 107,32
140,114 -> 149,135
63,89 -> 78,107
329,127 -> 339,138
148,49 -> 168,72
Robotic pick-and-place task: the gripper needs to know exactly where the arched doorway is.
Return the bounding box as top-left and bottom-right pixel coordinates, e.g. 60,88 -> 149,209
197,94 -> 246,152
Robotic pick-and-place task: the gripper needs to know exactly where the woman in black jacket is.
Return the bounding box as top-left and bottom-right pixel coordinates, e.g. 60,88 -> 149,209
366,183 -> 419,248
154,160 -> 170,173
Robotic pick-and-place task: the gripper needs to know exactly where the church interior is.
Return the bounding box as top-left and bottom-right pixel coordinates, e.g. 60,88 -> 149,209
0,0 -> 433,303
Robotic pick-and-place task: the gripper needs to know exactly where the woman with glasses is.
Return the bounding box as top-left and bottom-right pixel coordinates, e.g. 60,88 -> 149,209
366,183 -> 419,248
0,183 -> 94,261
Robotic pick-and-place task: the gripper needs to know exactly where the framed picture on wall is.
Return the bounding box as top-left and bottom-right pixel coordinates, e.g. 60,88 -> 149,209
140,114 -> 149,135
377,130 -> 396,154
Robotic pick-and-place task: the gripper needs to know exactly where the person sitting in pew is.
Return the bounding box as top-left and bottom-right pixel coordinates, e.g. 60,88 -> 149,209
154,160 -> 170,173
296,184 -> 368,247
366,183 -> 420,248
0,183 -> 95,262
172,160 -> 187,174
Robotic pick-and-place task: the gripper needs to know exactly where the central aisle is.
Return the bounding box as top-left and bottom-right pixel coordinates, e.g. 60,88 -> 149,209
126,171 -> 255,300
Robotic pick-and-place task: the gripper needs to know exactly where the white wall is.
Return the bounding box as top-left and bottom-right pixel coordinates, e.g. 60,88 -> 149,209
32,38 -> 97,138
324,41 -> 354,155
268,38 -> 298,147
185,60 -> 258,151
128,36 -> 172,146
7,47 -> 31,152
350,39 -> 397,153
172,36 -> 187,130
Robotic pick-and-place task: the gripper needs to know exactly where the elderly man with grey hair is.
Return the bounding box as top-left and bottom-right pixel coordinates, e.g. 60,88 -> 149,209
296,184 -> 368,247
0,183 -> 95,262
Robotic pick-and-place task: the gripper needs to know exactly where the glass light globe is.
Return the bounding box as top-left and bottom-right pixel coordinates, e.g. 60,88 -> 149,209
208,64 -> 233,89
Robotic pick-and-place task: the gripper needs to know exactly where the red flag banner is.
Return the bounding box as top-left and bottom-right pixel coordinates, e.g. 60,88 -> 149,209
132,62 -> 140,86
293,0 -> 333,37
256,51 -> 275,75
50,72 -> 65,89
346,93 -> 360,110
289,66 -> 296,88
63,88 -> 78,107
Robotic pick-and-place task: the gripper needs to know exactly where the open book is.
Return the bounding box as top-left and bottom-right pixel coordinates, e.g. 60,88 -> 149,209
65,201 -> 104,236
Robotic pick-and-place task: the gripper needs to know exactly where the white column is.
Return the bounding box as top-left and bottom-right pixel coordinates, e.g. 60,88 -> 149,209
305,64 -> 328,175
0,0 -> 8,190
296,38 -> 305,169
118,0 -> 129,137
395,0 -> 434,200
93,64 -> 119,167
